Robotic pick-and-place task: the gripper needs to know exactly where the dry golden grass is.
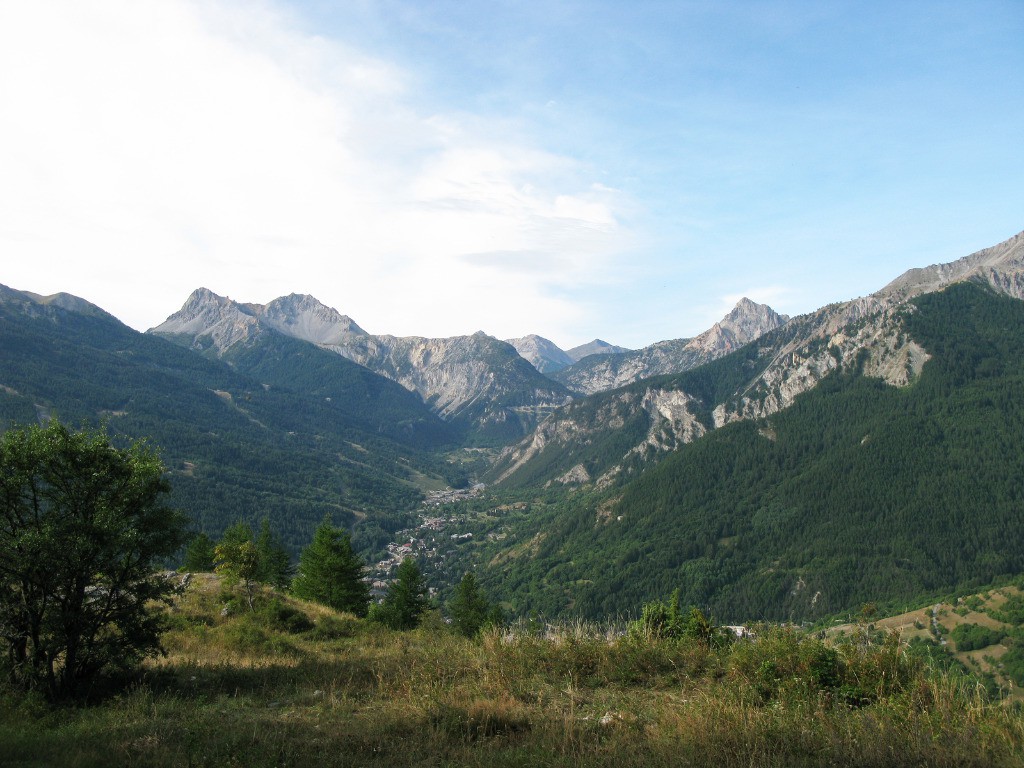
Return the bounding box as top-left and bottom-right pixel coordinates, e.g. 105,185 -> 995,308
2,578 -> 1023,767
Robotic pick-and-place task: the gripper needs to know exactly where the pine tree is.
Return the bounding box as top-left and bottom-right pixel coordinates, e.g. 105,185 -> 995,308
448,572 -> 496,638
291,516 -> 369,616
255,518 -> 293,589
182,532 -> 216,572
371,557 -> 428,630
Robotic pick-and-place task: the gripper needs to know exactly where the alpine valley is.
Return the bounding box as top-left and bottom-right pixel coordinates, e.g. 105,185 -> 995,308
2,229 -> 1024,623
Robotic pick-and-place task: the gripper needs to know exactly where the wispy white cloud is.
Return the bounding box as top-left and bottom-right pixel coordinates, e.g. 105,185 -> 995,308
4,1 -> 1020,351
0,0 -> 636,342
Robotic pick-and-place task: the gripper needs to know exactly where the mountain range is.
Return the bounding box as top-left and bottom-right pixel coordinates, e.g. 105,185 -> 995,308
549,298 -> 788,394
151,289 -> 573,445
467,281 -> 1024,621
149,287 -> 789,443
504,336 -> 632,374
3,228 -> 1024,622
0,283 -> 464,553
489,231 -> 1024,489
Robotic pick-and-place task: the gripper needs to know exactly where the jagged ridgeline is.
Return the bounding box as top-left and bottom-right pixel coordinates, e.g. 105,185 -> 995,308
470,283 -> 1024,622
151,290 -> 572,446
0,285 -> 462,551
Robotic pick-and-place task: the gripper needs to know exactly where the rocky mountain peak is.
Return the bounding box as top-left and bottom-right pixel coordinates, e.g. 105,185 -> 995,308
552,300 -> 788,395
184,286 -> 241,311
566,339 -> 632,362
710,298 -> 790,348
505,334 -> 575,374
261,293 -> 368,347
150,288 -> 570,442
149,288 -> 260,349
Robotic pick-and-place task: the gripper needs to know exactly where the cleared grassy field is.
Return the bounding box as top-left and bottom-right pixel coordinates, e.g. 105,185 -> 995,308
2,575 -> 1023,768
830,586 -> 1024,700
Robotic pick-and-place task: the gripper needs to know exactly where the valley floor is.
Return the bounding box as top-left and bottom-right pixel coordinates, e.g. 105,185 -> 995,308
2,576 -> 1024,767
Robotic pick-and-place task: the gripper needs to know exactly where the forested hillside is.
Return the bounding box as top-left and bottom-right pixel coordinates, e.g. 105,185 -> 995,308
0,286 -> 460,552
463,283 -> 1024,622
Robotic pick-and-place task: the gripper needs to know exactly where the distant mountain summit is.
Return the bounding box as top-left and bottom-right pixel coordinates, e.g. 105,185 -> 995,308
152,290 -> 570,444
260,293 -> 369,347
566,339 -> 632,362
551,298 -> 789,394
504,334 -> 575,373
0,283 -> 115,321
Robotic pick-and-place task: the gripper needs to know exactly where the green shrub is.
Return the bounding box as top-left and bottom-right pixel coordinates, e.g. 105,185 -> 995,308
219,616 -> 302,657
1000,646 -> 1024,686
307,614 -> 360,641
727,627 -> 920,707
258,598 -> 314,634
990,594 -> 1024,626
949,623 -> 1003,652
628,590 -> 731,648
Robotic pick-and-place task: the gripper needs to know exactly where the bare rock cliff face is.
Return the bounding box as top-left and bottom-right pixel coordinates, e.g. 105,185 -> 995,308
712,230 -> 1024,428
351,332 -> 570,423
712,302 -> 928,428
491,384 -> 707,486
878,230 -> 1024,301
260,293 -> 368,347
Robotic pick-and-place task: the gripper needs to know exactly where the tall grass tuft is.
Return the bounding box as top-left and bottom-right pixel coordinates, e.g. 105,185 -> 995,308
2,578 -> 1022,767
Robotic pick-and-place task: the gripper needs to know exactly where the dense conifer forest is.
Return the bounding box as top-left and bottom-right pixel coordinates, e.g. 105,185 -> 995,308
0,291 -> 460,552
458,284 -> 1024,622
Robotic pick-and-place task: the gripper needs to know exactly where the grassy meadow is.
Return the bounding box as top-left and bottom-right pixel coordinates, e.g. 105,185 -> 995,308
2,574 -> 1024,767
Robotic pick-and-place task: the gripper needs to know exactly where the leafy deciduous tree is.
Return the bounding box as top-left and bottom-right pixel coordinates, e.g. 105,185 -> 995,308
214,521 -> 261,611
0,421 -> 188,696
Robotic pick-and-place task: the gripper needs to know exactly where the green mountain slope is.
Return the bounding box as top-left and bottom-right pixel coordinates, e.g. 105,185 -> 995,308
0,285 -> 457,552
467,283 -> 1024,622
218,329 -> 458,450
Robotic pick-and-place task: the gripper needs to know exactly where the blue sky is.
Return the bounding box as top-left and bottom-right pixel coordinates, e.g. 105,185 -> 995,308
1,1 -> 1022,349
